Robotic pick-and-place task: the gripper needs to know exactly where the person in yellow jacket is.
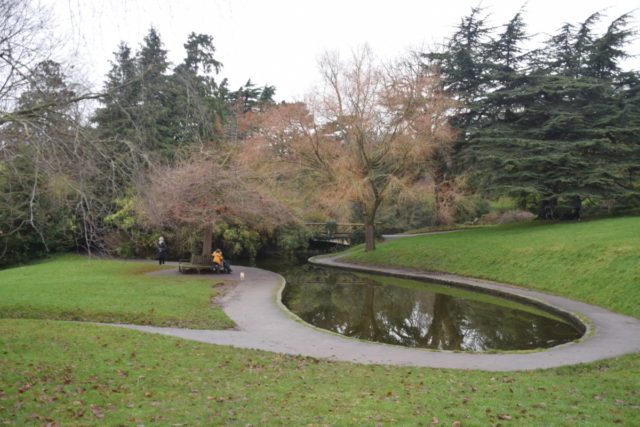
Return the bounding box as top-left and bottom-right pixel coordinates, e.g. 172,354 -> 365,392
212,249 -> 223,266
212,249 -> 232,273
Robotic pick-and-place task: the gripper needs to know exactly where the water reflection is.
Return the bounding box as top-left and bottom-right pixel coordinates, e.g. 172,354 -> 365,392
279,264 -> 582,351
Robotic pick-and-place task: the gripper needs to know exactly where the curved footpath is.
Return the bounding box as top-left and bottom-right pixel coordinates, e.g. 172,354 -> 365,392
113,256 -> 640,372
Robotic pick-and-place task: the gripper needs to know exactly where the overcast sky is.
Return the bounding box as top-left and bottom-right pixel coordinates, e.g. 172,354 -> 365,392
49,0 -> 639,102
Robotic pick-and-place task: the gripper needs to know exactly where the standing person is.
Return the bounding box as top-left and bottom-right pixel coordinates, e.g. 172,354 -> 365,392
572,196 -> 582,221
156,236 -> 167,265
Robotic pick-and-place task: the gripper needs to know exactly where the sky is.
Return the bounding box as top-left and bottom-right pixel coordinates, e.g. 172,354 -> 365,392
49,0 -> 640,102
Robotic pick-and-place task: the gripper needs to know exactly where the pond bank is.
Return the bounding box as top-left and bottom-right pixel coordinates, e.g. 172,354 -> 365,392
111,256 -> 640,371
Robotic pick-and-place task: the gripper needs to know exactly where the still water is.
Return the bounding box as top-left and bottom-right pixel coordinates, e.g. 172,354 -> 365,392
260,258 -> 583,352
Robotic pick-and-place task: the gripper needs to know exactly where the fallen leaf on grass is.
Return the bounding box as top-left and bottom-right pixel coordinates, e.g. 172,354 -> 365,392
90,405 -> 105,419
18,383 -> 33,393
27,414 -> 46,421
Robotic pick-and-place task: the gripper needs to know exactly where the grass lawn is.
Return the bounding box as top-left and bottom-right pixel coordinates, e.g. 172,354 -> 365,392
2,319 -> 638,426
346,216 -> 640,318
1,218 -> 639,425
0,254 -> 233,329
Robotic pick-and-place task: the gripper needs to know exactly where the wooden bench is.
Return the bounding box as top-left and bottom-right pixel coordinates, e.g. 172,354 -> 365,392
178,254 -> 213,273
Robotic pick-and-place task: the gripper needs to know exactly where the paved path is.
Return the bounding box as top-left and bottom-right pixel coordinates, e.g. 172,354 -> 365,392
112,256 -> 640,371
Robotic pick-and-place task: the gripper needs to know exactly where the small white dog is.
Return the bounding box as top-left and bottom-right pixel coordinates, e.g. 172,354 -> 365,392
240,272 -> 245,280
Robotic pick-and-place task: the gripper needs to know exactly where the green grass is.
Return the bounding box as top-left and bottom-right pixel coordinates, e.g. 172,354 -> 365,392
2,319 -> 638,426
403,223 -> 481,234
347,217 -> 640,318
0,254 -> 233,329
1,219 -> 639,425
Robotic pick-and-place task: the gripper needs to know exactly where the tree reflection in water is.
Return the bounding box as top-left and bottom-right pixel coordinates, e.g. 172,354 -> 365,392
281,264 -> 582,351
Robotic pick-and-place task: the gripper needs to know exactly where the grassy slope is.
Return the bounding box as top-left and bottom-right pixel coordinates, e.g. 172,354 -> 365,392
0,254 -> 233,329
345,217 -> 640,318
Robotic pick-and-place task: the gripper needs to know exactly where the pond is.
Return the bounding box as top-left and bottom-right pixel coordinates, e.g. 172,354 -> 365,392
259,258 -> 583,352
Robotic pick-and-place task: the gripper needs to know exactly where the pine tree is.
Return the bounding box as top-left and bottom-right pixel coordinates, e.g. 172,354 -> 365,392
92,27 -> 278,163
136,27 -> 174,156
169,32 -> 224,151
424,7 -> 492,132
92,42 -> 140,145
180,32 -> 222,75
460,12 -> 640,217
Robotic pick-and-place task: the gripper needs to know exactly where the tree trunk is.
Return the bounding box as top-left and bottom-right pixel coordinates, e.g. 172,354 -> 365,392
201,223 -> 212,257
433,184 -> 446,225
363,198 -> 382,252
364,220 -> 376,252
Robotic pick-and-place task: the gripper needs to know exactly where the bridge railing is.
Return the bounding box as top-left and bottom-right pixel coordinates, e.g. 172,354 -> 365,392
305,222 -> 364,235
304,222 -> 384,235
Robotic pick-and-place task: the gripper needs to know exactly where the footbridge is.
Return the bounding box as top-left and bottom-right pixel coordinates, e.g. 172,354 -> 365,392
305,222 -> 365,246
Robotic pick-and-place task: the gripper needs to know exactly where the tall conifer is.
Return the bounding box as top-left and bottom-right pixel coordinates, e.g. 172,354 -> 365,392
425,9 -> 640,217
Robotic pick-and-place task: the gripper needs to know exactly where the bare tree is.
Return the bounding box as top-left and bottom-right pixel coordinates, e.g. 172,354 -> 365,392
0,60 -> 149,261
243,47 -> 455,251
140,154 -> 296,257
391,59 -> 458,225
0,0 -> 54,114
0,0 -> 150,264
0,0 -> 104,126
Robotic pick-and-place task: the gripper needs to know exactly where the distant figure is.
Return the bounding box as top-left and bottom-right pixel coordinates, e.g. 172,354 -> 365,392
212,249 -> 232,273
156,236 -> 167,265
572,196 -> 582,221
542,200 -> 554,220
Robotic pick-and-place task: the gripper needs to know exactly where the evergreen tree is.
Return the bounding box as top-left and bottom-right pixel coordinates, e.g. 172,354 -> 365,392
180,32 -> 223,75
459,12 -> 640,217
420,7 -> 495,217
136,27 -> 174,156
94,28 -> 195,160
223,79 -> 277,143
92,42 -> 140,146
424,7 -> 492,131
169,33 -> 224,151
92,27 -> 278,163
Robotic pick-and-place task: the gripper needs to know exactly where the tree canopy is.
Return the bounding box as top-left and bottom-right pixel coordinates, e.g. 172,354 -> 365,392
242,47 -> 455,251
2,1 -> 639,265
423,8 -> 640,217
